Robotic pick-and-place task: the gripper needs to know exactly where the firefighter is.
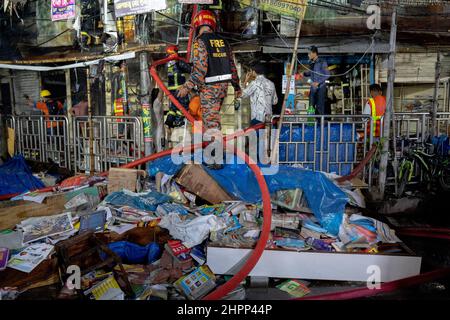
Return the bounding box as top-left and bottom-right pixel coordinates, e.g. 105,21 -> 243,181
177,10 -> 241,169
165,45 -> 191,129
363,84 -> 386,141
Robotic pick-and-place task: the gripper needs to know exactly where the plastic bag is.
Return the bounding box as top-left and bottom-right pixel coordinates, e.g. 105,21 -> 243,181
103,241 -> 161,265
159,213 -> 227,248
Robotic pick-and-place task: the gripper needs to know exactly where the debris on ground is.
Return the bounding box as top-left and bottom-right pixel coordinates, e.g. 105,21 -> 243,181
0,157 -> 421,300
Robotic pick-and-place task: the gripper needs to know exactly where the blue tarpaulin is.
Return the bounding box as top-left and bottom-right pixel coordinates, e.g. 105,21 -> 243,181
0,155 -> 45,196
148,153 -> 348,235
279,123 -> 357,175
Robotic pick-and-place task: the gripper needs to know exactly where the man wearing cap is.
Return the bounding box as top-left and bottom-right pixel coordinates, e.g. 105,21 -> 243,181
28,90 -> 64,134
177,10 -> 241,169
302,46 -> 330,115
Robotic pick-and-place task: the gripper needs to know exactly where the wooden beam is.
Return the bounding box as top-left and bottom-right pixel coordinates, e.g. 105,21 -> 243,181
0,44 -> 165,65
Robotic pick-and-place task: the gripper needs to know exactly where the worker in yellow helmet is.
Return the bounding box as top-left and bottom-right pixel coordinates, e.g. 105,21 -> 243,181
29,89 -> 64,132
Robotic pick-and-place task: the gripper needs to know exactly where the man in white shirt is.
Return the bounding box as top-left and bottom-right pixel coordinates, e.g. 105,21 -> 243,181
241,64 -> 278,163
241,64 -> 278,126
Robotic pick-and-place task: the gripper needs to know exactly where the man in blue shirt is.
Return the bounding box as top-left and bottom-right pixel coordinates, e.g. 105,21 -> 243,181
302,46 -> 330,115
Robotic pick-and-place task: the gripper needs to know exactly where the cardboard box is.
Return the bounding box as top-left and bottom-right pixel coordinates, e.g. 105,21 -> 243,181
175,164 -> 234,204
107,168 -> 147,194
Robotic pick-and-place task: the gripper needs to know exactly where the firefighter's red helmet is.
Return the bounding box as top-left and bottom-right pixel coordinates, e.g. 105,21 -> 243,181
193,10 -> 217,31
166,45 -> 179,55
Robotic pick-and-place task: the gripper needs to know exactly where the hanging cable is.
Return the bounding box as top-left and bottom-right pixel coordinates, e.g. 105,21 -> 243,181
265,13 -> 375,78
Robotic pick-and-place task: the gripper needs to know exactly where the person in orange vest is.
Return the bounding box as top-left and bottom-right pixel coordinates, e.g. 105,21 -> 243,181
34,89 -> 64,135
363,84 -> 386,141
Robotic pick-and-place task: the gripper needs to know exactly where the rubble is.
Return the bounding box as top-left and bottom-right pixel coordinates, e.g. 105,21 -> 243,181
0,160 -> 420,300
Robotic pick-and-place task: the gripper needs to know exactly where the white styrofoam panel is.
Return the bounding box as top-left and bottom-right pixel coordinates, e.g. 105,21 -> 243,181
207,247 -> 422,282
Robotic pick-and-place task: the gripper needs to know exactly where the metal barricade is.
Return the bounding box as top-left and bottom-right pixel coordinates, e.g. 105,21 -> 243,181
103,116 -> 143,170
272,115 -> 374,184
12,115 -> 70,169
72,116 -> 143,173
73,116 -> 106,173
435,112 -> 450,136
15,115 -> 46,162
43,115 -> 71,170
5,115 -> 15,131
393,112 -> 428,155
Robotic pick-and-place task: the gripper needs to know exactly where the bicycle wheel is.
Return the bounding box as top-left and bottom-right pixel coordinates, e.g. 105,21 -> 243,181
439,167 -> 450,191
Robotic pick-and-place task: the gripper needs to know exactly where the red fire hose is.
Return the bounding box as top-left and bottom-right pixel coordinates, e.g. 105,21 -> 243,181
295,227 -> 450,300
297,266 -> 450,300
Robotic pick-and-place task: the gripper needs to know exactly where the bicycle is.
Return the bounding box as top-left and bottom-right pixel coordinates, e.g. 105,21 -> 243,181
397,140 -> 450,197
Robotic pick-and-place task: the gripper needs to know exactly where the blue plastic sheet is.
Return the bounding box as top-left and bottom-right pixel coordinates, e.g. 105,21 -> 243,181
279,123 -> 356,176
104,190 -> 171,212
432,135 -> 450,156
0,155 -> 45,196
148,154 -> 348,235
101,241 -> 161,264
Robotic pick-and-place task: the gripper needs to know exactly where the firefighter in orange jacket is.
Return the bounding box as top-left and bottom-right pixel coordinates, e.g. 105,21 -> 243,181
363,84 -> 386,141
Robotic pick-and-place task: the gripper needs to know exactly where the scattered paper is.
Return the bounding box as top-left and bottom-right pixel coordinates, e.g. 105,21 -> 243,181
0,247 -> 9,271
0,230 -> 24,250
7,243 -> 54,273
84,275 -> 124,300
108,224 -> 136,235
11,191 -> 51,203
19,213 -> 74,244
276,280 -> 311,298
64,193 -> 89,209
23,191 -> 52,204
243,230 -> 260,238
47,229 -> 78,245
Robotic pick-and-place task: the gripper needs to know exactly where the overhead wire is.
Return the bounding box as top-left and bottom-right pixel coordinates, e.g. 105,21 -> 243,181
265,12 -> 375,78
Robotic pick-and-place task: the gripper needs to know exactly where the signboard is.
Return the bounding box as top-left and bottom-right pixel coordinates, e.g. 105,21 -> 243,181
152,0 -> 182,43
178,0 -> 213,3
282,75 -> 296,94
114,0 -> 167,18
142,103 -> 153,143
259,0 -> 308,19
51,0 -> 76,21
